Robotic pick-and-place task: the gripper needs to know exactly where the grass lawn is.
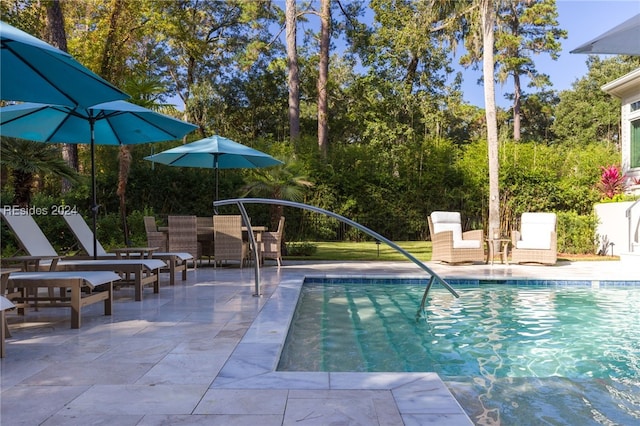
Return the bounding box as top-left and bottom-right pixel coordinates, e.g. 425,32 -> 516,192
284,241 -> 617,262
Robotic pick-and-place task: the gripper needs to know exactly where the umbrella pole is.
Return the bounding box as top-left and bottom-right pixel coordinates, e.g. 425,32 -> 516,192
214,156 -> 219,214
90,117 -> 98,260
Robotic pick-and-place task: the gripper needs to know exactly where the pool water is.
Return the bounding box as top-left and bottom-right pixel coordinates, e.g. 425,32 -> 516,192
277,281 -> 640,425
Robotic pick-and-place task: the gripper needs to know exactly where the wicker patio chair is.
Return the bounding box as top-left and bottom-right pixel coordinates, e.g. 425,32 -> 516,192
261,216 -> 285,267
213,215 -> 249,268
428,211 -> 484,264
168,215 -> 200,269
197,216 -> 215,265
144,216 -> 167,251
511,212 -> 557,265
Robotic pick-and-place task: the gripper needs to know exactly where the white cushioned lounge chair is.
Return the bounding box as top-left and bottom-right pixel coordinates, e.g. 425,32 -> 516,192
428,211 -> 484,264
511,212 -> 557,265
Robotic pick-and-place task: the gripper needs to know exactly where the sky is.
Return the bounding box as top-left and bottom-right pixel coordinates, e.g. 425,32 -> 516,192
460,0 -> 640,107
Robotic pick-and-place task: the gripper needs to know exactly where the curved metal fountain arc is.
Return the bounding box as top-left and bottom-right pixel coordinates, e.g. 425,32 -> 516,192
213,198 -> 458,311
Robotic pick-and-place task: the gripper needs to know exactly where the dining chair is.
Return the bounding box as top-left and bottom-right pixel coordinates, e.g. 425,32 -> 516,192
197,216 -> 215,265
144,216 -> 168,251
261,216 -> 285,267
213,215 -> 249,268
168,215 -> 200,268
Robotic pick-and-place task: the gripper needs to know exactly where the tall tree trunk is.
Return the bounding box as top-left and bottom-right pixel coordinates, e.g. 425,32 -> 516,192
101,0 -> 124,81
317,0 -> 330,158
100,0 -> 130,245
285,0 -> 300,146
512,72 -> 522,141
45,0 -> 78,192
481,0 -> 500,238
117,145 -> 132,246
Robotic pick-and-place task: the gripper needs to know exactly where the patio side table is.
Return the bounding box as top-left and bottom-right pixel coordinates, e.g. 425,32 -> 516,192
485,238 -> 511,265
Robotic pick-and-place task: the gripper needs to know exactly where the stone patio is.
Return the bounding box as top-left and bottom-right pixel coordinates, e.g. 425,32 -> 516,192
1,259 -> 636,425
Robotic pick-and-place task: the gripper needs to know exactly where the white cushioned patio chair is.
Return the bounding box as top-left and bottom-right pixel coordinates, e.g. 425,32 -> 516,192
428,211 -> 484,264
511,212 -> 557,265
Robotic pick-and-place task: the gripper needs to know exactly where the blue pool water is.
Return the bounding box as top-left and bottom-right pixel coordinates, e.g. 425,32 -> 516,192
277,279 -> 640,425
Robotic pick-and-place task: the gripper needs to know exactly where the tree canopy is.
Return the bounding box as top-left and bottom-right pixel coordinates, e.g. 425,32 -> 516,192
0,0 -> 634,252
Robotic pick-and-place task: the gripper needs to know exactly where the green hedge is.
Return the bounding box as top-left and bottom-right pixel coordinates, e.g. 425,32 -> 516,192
556,211 -> 598,254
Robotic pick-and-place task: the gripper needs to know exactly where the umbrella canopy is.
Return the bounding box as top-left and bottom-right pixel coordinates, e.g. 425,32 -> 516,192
0,100 -> 197,257
570,13 -> 640,55
0,101 -> 197,144
1,20 -> 129,107
144,134 -> 283,202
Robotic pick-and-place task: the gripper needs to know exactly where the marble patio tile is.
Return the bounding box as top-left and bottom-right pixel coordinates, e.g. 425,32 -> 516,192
0,385 -> 90,426
169,336 -> 238,354
0,357 -> 50,387
393,389 -> 468,415
402,413 -> 474,426
63,384 -> 208,415
136,353 -> 228,385
136,414 -> 283,426
282,390 -> 396,426
212,360 -> 273,385
94,337 -> 178,364
21,360 -> 154,386
41,414 -> 143,425
213,371 -> 329,390
329,372 -> 439,390
193,389 -> 288,415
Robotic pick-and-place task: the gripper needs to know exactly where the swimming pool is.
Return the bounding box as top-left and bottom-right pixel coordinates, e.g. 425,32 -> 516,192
277,278 -> 640,425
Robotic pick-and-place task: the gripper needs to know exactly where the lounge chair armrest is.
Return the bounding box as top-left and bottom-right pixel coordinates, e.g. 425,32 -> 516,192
511,230 -> 520,244
0,255 -> 62,271
462,229 -> 483,241
432,230 -> 454,243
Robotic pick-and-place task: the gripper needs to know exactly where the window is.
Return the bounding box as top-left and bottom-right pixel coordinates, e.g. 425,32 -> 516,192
632,100 -> 640,112
632,119 -> 640,169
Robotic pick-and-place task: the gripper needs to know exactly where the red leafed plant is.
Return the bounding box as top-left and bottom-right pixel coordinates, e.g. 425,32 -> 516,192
597,165 -> 626,200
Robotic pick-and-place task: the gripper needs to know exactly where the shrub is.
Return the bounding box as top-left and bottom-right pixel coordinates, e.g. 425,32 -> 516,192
556,211 -> 598,254
597,165 -> 626,200
286,241 -> 317,256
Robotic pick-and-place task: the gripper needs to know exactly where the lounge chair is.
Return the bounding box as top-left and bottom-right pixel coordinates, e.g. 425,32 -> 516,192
63,212 -> 192,286
213,215 -> 249,267
1,294 -> 14,357
428,211 -> 484,264
0,209 -> 165,301
511,212 -> 557,265
5,270 -> 119,329
261,216 -> 285,267
0,269 -> 16,357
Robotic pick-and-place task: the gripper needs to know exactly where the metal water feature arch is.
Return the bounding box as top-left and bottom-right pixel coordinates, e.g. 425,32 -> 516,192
213,198 -> 458,314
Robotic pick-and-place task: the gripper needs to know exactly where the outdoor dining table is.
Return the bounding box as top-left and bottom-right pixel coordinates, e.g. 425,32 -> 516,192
192,226 -> 268,243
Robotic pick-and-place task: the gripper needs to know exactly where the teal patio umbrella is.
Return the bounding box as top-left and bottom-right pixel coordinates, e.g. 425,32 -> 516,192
570,13 -> 640,55
144,135 -> 283,204
1,20 -> 128,107
0,100 -> 198,256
